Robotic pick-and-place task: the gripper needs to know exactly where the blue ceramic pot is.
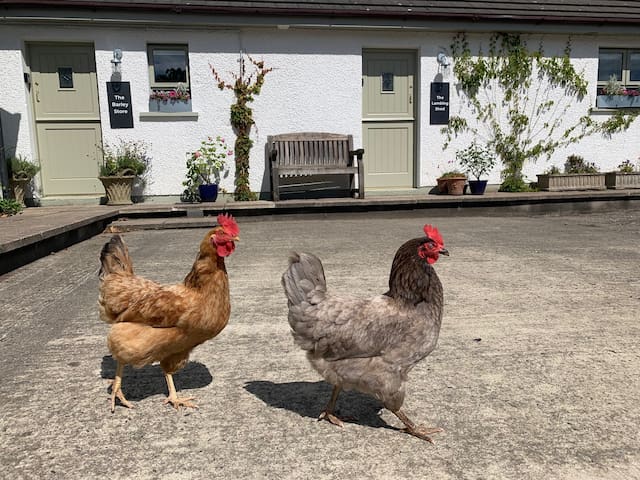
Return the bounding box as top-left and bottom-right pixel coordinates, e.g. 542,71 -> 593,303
468,180 -> 488,195
198,183 -> 219,202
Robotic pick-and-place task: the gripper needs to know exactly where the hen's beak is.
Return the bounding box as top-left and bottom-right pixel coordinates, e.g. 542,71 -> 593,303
232,236 -> 240,242
439,248 -> 450,256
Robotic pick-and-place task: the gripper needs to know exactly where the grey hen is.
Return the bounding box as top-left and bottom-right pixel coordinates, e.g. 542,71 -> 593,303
281,224 -> 448,442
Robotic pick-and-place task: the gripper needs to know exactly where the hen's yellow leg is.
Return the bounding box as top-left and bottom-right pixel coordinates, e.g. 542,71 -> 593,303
163,373 -> 198,410
110,361 -> 133,412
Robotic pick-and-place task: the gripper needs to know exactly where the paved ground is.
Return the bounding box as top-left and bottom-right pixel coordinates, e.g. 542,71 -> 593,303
1,210 -> 639,479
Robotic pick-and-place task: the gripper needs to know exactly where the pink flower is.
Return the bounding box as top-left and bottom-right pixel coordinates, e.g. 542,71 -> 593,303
227,150 -> 233,156
194,151 -> 202,158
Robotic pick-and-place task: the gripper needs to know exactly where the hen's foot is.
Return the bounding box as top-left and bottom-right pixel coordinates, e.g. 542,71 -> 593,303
393,408 -> 443,443
110,381 -> 133,413
164,395 -> 198,410
318,410 -> 348,427
402,425 -> 444,444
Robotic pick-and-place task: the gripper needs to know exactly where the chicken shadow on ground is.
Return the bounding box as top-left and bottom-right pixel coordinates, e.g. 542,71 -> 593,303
244,380 -> 394,430
100,356 -> 213,401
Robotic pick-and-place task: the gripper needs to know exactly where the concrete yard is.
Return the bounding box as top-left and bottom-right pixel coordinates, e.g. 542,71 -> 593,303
1,210 -> 639,479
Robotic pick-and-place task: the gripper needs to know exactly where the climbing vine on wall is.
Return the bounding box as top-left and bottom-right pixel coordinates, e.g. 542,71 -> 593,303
211,53 -> 273,201
442,32 -> 637,191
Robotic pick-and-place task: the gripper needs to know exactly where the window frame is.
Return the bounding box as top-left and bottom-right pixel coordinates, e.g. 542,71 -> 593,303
597,47 -> 640,94
147,44 -> 191,90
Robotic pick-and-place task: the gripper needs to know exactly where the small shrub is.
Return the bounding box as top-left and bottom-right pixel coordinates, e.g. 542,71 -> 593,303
564,155 -> 598,174
0,198 -> 22,216
8,155 -> 40,180
617,159 -> 638,173
99,139 -> 150,177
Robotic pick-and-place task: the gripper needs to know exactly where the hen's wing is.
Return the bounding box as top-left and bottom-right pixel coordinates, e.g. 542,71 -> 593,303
99,274 -> 200,328
291,293 -> 423,361
283,252 -> 430,361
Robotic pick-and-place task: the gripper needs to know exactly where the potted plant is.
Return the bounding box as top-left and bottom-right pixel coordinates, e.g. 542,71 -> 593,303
7,154 -> 40,206
537,155 -> 606,191
605,159 -> 640,189
98,139 -> 150,205
437,170 -> 467,195
182,136 -> 231,203
456,142 -> 496,195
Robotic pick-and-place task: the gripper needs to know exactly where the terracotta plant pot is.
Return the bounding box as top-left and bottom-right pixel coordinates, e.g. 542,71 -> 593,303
445,176 -> 467,196
436,177 -> 449,194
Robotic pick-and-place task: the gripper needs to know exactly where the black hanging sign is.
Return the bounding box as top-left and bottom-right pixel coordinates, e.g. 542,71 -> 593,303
430,82 -> 450,125
106,82 -> 133,129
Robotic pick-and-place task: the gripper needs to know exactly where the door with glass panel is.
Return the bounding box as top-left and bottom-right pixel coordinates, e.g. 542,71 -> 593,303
362,50 -> 416,189
28,43 -> 102,195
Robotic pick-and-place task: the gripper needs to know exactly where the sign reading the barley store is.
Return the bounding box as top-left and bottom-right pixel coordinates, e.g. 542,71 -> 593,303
430,82 -> 450,125
106,82 -> 133,129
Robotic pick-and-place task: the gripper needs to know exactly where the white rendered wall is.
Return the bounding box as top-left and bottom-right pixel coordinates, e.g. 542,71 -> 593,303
1,24 -> 639,198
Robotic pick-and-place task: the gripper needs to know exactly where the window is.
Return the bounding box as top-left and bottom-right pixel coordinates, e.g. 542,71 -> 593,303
596,48 -> 640,107
147,44 -> 192,112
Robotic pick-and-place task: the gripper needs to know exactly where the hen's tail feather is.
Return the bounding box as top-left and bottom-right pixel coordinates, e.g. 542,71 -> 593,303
99,235 -> 134,280
282,252 -> 327,306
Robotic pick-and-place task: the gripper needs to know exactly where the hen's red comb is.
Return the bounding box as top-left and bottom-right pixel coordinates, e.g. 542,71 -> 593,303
217,213 -> 240,237
423,224 -> 444,245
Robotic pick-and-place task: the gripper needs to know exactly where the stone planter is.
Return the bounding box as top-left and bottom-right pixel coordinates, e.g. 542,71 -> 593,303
10,178 -> 30,206
605,171 -> 640,189
99,175 -> 135,205
536,173 -> 606,192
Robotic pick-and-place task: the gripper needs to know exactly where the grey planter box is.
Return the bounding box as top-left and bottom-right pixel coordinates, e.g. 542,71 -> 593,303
605,171 -> 640,189
596,95 -> 640,108
148,99 -> 192,113
536,173 -> 606,191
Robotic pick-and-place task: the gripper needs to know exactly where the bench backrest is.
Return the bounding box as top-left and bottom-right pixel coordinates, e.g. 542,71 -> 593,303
269,133 -> 354,167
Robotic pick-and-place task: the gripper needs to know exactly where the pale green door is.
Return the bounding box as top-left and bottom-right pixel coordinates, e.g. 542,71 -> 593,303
362,50 -> 415,189
28,43 -> 103,196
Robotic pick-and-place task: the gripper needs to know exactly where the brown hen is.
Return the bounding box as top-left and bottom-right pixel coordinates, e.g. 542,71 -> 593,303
98,213 -> 239,412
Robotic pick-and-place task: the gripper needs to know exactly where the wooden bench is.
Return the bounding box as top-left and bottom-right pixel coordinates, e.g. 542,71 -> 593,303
267,132 -> 365,201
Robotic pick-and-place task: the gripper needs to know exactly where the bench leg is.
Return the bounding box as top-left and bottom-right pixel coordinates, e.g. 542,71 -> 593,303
357,158 -> 365,199
271,165 -> 280,201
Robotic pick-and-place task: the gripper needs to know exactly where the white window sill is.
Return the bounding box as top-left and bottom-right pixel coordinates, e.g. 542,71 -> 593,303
139,112 -> 199,121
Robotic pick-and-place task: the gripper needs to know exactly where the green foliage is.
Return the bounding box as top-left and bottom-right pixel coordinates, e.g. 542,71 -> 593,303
181,153 -> 202,202
99,139 -> 150,177
8,155 -> 40,180
0,198 -> 22,216
617,159 -> 638,173
439,170 -> 466,178
564,154 -> 598,173
442,32 -> 637,192
456,142 -> 496,180
211,54 -> 272,201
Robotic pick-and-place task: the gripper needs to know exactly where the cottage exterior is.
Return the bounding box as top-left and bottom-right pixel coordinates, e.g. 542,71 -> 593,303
1,1 -> 639,203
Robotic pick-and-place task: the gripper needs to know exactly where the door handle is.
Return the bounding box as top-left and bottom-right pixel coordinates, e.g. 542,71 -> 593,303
35,81 -> 40,102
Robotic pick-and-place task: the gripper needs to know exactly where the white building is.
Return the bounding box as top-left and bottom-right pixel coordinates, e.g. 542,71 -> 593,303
1,1 -> 639,203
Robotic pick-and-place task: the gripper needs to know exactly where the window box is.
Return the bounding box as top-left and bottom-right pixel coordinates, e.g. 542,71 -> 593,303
605,171 -> 640,189
596,95 -> 640,109
148,98 -> 192,113
536,173 -> 606,191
